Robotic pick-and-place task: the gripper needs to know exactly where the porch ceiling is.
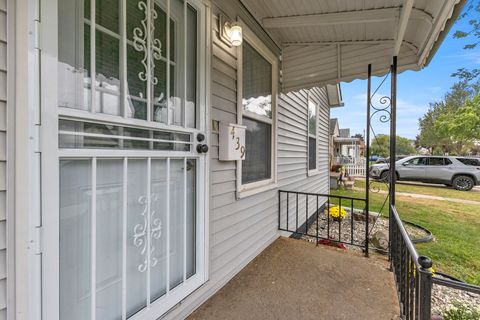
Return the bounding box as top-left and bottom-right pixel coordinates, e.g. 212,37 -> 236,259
240,0 -> 466,92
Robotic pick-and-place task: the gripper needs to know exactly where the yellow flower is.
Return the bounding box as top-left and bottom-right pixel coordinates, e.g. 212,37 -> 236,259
328,206 -> 347,221
412,264 -> 435,277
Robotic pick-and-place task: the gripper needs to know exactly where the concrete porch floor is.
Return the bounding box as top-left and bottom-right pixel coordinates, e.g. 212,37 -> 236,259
189,237 -> 400,320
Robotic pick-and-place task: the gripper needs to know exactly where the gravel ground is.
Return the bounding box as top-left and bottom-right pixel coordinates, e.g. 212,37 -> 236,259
431,279 -> 480,316
300,210 -> 429,253
300,210 -> 479,316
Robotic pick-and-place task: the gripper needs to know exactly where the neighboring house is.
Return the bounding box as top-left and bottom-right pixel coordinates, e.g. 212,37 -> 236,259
0,0 -> 463,319
417,146 -> 432,155
329,118 -> 340,165
330,124 -> 364,161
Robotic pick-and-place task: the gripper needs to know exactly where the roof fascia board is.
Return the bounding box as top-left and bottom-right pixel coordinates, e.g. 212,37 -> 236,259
393,0 -> 414,56
262,7 -> 431,29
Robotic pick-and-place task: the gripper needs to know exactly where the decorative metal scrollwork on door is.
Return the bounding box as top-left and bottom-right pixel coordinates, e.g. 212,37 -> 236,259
133,0 -> 163,95
133,193 -> 162,273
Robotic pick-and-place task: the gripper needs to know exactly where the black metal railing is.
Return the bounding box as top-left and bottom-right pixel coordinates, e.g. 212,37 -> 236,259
278,190 -> 369,256
390,204 -> 480,320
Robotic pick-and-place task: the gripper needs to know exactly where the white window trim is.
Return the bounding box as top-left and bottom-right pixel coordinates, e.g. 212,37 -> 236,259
307,92 -> 321,176
236,21 -> 278,198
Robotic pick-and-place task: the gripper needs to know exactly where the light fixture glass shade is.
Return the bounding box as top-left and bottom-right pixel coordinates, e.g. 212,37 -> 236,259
228,24 -> 243,46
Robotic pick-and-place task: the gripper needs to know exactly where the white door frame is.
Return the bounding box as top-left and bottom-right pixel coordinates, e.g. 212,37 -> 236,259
38,1 -> 210,319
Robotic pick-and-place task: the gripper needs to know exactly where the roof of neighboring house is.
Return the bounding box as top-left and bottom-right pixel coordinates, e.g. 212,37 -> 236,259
339,129 -> 350,138
329,118 -> 338,135
334,137 -> 361,143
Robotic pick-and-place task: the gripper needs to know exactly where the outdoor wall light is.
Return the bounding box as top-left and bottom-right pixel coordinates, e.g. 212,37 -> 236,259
219,14 -> 243,47
226,22 -> 242,46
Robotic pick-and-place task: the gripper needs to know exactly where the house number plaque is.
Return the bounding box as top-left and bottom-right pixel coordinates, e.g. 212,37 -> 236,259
219,123 -> 246,161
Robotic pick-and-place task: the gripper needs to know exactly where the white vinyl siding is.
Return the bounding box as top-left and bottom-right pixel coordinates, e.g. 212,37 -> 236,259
163,5 -> 330,318
0,0 -> 7,318
6,1 -> 332,319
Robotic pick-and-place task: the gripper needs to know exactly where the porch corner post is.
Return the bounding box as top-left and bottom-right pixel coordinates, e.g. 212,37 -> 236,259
418,256 -> 433,320
365,64 -> 372,257
389,57 -> 398,262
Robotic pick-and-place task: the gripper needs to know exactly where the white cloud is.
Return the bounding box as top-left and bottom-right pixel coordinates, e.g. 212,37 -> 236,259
445,51 -> 480,64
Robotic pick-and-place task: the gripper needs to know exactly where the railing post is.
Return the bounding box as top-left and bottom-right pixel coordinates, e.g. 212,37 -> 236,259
417,256 -> 433,320
365,64 -> 371,257
389,57 -> 398,266
278,190 -> 281,230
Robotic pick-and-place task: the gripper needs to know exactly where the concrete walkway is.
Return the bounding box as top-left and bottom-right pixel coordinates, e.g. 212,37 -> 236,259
189,238 -> 400,320
359,188 -> 480,205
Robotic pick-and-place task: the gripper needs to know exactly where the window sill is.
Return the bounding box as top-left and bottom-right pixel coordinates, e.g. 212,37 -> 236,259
236,182 -> 279,200
307,169 -> 321,177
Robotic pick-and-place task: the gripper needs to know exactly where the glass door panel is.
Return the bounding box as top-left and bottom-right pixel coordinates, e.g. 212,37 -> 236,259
60,160 -> 92,320
126,159 -> 148,317
96,159 -> 123,320
59,157 -> 198,320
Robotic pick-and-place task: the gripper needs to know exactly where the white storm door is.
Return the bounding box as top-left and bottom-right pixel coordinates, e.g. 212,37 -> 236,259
40,0 -> 209,319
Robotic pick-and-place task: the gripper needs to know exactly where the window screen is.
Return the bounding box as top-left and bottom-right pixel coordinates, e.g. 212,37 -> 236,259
242,42 -> 272,119
242,118 -> 272,184
308,137 -> 316,170
241,40 -> 273,184
308,99 -> 317,170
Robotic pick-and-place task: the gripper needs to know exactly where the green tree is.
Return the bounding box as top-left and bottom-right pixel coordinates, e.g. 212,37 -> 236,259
417,82 -> 478,154
435,94 -> 480,142
452,1 -> 480,87
371,134 -> 416,158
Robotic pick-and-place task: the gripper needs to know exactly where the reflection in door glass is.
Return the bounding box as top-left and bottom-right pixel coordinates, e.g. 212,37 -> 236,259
96,159 -> 123,320
126,159 -> 148,317
58,0 -> 198,128
60,160 -> 92,320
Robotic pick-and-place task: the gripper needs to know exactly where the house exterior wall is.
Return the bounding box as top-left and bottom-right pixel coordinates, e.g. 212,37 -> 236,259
164,1 -> 330,318
0,0 -> 8,318
3,0 -> 333,319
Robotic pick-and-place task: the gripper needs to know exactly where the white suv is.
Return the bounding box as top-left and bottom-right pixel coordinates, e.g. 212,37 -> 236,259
369,156 -> 480,191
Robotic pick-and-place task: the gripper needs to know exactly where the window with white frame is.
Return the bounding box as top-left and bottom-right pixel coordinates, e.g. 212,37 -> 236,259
238,33 -> 277,190
307,97 -> 318,172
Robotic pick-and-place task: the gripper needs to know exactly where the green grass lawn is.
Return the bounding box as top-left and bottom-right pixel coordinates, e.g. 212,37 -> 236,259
331,181 -> 480,285
355,179 -> 480,202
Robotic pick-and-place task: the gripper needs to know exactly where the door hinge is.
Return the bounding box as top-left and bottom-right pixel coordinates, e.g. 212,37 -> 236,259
32,0 -> 41,50
32,226 -> 43,255
33,19 -> 41,51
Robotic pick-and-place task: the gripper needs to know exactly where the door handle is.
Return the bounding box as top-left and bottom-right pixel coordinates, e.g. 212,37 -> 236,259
196,144 -> 209,154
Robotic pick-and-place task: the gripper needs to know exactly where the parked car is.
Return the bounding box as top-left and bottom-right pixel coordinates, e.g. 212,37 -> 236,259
375,155 -> 408,164
369,156 -> 480,191
369,155 -> 380,162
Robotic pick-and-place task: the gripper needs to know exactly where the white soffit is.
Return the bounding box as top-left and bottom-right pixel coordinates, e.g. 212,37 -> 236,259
326,84 -> 343,107
240,0 -> 464,92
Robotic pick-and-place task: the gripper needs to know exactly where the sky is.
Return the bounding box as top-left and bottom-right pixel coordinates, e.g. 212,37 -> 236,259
331,7 -> 479,140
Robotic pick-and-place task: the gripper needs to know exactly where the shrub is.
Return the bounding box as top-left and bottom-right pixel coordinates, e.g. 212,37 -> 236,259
442,301 -> 480,320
